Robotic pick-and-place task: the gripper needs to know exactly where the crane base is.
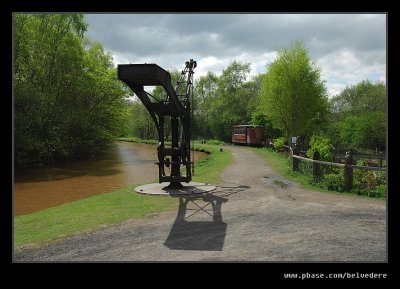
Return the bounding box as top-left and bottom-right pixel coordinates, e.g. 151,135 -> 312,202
134,182 -> 216,196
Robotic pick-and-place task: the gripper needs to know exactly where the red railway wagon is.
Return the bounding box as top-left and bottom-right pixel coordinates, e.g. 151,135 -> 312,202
232,125 -> 263,146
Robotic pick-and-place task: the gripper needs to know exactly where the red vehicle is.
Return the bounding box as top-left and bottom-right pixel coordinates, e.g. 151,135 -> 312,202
232,125 -> 263,146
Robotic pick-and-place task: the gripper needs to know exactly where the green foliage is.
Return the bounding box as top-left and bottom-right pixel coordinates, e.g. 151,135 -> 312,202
329,80 -> 386,151
352,160 -> 386,197
207,61 -> 253,141
322,173 -> 345,192
273,137 -> 287,150
205,139 -> 225,145
191,61 -> 257,142
330,80 -> 386,117
374,185 -> 386,198
14,14 -> 128,169
307,135 -> 333,161
127,61 -> 265,143
260,41 -> 329,139
193,72 -> 219,139
251,111 -> 282,140
337,111 -> 386,150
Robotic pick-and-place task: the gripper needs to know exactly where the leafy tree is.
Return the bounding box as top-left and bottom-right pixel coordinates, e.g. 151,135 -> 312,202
251,111 -> 282,140
338,112 -> 386,150
260,41 -> 329,142
330,80 -> 386,119
193,72 -> 219,139
14,14 -> 127,169
207,61 -> 252,141
329,80 -> 386,150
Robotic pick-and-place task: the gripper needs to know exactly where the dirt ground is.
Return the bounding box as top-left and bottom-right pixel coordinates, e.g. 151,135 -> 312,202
14,145 -> 386,261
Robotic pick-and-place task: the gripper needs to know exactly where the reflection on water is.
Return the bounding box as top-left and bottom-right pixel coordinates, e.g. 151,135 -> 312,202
14,142 -> 207,216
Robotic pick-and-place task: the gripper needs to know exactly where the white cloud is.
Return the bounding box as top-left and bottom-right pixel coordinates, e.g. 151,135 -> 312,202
195,56 -> 226,78
317,48 -> 386,97
85,14 -> 386,98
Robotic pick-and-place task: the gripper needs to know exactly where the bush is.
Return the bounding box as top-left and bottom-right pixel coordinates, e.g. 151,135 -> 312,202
351,159 -> 386,198
206,139 -> 225,145
353,160 -> 378,190
273,137 -> 287,151
299,161 -> 312,175
322,173 -> 345,192
307,135 -> 333,161
374,184 -> 386,198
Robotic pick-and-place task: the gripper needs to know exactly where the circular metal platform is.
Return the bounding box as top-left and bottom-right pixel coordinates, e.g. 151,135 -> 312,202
135,182 -> 216,196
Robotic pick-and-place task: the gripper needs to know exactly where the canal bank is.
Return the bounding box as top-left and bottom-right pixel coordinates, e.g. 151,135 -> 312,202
14,142 -> 207,216
14,143 -> 231,250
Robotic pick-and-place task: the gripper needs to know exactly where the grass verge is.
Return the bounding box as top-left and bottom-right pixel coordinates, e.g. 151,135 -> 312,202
15,140 -> 232,250
119,137 -> 231,184
191,145 -> 232,184
14,187 -> 177,250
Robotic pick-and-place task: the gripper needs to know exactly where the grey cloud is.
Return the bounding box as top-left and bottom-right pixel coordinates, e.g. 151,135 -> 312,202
85,14 -> 385,59
84,13 -> 386,96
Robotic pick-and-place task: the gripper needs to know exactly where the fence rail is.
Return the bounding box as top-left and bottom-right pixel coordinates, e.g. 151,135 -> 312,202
284,145 -> 386,191
291,154 -> 386,171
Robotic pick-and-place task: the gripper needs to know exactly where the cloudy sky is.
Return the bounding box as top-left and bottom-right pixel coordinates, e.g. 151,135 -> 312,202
84,14 -> 386,97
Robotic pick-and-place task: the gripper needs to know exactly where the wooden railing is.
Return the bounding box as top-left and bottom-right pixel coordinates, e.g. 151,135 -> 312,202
283,145 -> 386,191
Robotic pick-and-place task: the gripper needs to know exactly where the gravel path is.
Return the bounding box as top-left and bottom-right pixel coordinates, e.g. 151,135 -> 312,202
15,146 -> 386,261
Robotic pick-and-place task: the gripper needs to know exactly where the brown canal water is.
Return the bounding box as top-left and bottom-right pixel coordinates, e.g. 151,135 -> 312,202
14,142 -> 207,216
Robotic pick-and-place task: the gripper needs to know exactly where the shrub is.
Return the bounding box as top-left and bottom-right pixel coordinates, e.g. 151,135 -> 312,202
273,137 -> 287,151
206,139 -> 225,145
299,161 -> 312,175
307,135 -> 333,161
323,173 -> 344,192
353,160 -> 379,190
374,184 -> 386,198
351,159 -> 386,198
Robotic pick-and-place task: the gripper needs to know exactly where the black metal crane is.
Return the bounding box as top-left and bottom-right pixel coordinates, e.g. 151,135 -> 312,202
118,59 -> 197,189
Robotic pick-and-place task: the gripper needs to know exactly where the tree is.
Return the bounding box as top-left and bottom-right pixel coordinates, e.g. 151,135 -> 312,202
328,80 -> 386,150
14,14 -> 127,169
338,112 -> 386,150
330,80 -> 386,119
193,72 -> 219,139
207,61 -> 252,141
260,41 -> 329,142
251,111 -> 282,140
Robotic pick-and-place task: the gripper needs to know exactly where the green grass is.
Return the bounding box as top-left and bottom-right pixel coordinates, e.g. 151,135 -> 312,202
120,137 -> 226,147
119,136 -> 160,145
15,140 -> 232,250
249,147 -> 385,199
14,187 -> 177,249
191,145 -> 232,184
118,137 -> 231,184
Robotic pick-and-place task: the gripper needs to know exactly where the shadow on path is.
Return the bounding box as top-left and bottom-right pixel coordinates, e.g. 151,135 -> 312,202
164,185 -> 249,251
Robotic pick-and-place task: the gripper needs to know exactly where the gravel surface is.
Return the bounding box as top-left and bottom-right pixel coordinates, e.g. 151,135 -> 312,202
15,146 -> 386,261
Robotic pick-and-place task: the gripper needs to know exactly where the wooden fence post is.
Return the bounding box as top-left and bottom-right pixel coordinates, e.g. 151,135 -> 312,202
293,148 -> 299,172
313,151 -> 321,180
332,146 -> 337,163
379,151 -> 383,167
344,149 -> 353,191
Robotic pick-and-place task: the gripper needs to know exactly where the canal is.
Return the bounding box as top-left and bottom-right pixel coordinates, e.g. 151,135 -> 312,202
14,142 -> 207,216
